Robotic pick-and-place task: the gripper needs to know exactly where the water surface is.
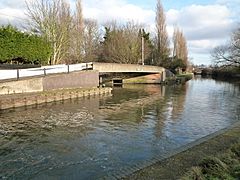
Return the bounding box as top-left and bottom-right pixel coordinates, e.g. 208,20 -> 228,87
0,77 -> 240,179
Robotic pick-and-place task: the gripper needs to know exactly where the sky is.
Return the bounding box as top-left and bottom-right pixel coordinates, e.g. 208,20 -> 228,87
0,0 -> 239,65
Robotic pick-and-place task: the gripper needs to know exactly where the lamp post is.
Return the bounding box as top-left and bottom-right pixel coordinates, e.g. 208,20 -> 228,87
141,34 -> 144,65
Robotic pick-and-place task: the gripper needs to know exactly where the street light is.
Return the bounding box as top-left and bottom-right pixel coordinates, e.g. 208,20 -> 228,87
141,31 -> 145,65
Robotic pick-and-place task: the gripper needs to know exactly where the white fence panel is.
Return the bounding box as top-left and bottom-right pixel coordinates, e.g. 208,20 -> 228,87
19,68 -> 44,78
41,64 -> 67,74
69,64 -> 84,72
0,70 -> 18,80
0,62 -> 93,81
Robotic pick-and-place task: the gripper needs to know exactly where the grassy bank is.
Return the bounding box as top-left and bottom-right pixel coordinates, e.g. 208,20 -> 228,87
212,67 -> 240,81
182,143 -> 240,179
173,73 -> 193,84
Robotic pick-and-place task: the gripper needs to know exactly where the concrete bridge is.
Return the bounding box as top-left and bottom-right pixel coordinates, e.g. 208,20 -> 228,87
91,62 -> 173,81
0,62 -> 173,95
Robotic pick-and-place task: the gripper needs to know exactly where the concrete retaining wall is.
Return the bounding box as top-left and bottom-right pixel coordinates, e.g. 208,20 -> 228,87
43,71 -> 99,91
0,78 -> 43,94
0,87 -> 112,110
0,71 -> 99,95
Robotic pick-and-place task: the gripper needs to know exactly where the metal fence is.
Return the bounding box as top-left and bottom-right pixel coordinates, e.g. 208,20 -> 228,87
0,63 -> 93,81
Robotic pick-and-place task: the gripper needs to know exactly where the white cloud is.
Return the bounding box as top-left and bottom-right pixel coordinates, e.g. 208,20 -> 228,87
166,4 -> 234,40
0,0 -> 238,65
0,7 -> 27,27
166,4 -> 236,64
82,0 -> 155,25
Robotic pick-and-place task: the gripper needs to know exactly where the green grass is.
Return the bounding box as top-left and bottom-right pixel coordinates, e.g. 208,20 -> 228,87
181,143 -> 240,180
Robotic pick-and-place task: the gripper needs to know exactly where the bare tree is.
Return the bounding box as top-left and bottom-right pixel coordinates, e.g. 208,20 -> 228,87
69,0 -> 84,63
155,0 -> 170,66
172,26 -> 188,66
26,0 -> 72,65
101,21 -> 143,64
83,19 -> 101,62
212,28 -> 240,67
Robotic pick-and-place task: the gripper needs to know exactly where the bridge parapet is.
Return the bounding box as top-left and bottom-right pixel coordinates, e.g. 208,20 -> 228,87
92,62 -> 165,73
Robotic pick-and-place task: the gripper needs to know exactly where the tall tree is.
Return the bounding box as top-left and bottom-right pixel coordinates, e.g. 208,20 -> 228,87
83,19 -> 101,62
26,0 -> 72,65
155,0 -> 170,66
173,26 -> 188,67
69,0 -> 84,63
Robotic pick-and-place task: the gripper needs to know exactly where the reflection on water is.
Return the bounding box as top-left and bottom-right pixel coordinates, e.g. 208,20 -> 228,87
0,78 -> 240,179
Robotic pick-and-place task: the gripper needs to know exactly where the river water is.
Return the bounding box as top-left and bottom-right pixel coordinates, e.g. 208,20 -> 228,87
0,77 -> 240,179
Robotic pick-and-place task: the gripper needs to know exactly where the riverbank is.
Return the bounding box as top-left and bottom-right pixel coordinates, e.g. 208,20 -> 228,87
126,122 -> 240,179
212,68 -> 240,81
0,87 -> 112,111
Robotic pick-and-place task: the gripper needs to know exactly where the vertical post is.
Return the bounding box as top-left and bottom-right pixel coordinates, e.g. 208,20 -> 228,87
142,36 -> 144,65
67,65 -> 70,73
44,68 -> 46,76
161,70 -> 166,82
17,69 -> 20,80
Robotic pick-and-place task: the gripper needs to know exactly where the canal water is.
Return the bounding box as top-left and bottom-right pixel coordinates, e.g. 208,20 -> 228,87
0,77 -> 240,179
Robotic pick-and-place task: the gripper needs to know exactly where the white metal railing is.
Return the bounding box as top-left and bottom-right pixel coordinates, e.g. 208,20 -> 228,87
0,62 -> 93,81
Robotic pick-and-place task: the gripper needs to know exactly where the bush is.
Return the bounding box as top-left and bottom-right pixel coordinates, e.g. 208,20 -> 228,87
0,25 -> 51,65
200,157 -> 231,179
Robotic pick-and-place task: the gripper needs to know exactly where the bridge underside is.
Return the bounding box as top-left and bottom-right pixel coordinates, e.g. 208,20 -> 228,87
90,62 -> 174,84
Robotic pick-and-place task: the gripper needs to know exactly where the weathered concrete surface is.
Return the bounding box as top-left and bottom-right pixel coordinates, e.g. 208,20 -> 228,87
0,87 -> 112,110
0,78 -> 43,95
0,70 -> 99,95
43,71 -> 99,90
123,74 -> 162,84
92,62 -> 166,74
